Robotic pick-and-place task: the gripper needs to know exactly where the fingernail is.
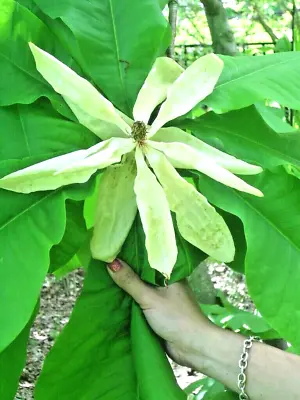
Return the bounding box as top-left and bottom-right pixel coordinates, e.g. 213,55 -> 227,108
108,259 -> 122,272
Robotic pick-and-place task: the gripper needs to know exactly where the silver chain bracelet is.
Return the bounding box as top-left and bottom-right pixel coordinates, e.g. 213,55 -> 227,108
238,336 -> 260,400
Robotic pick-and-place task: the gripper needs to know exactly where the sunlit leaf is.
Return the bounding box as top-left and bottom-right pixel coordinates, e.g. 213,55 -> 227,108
33,0 -> 171,114
197,168 -> 300,349
205,52 -> 300,113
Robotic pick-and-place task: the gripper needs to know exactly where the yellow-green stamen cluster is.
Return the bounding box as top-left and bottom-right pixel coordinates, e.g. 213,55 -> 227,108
131,121 -> 147,144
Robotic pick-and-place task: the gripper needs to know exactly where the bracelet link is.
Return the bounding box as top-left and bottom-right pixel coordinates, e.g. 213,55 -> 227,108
238,336 -> 260,400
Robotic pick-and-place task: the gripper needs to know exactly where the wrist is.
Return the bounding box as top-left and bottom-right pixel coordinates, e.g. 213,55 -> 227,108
181,320 -> 244,377
170,318 -> 217,369
183,319 -> 220,370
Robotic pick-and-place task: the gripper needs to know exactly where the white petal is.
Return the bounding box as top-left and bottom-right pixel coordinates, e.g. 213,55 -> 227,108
148,141 -> 263,197
56,138 -> 136,174
66,99 -> 129,140
0,148 -> 96,193
133,57 -> 183,124
146,146 -> 235,262
152,127 -> 262,175
29,43 -> 130,139
91,153 -> 137,262
134,147 -> 177,278
149,54 -> 224,136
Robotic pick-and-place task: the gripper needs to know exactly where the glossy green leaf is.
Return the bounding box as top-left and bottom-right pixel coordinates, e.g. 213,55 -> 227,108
134,147 -> 177,279
0,0 -> 72,117
255,104 -> 296,133
0,305 -> 38,400
197,168 -> 300,348
83,175 -> 102,230
0,100 -> 98,161
194,378 -> 225,400
133,57 -> 183,124
0,185 -> 91,353
0,101 -> 95,352
217,209 -> 246,274
150,54 -> 224,135
177,106 -> 300,169
204,52 -> 300,113
146,147 -> 235,262
35,259 -> 185,400
29,43 -> 130,137
91,154 -> 137,262
149,141 -> 263,197
131,303 -> 186,400
33,0 -> 171,114
201,303 -> 272,334
50,200 -> 88,271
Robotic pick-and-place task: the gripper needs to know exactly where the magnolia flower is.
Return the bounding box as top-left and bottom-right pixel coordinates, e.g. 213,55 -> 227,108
0,43 -> 263,279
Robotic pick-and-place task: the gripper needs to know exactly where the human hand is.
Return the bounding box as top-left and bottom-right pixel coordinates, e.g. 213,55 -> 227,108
107,259 -> 213,367
108,259 -> 300,400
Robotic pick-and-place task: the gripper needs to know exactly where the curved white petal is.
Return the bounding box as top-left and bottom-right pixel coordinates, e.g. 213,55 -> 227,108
91,153 -> 137,262
149,54 -> 224,136
56,138 -> 136,174
146,146 -> 235,262
0,148 -> 96,193
29,43 -> 130,138
134,147 -> 177,278
66,99 -> 129,140
133,57 -> 183,124
148,141 -> 263,197
152,127 -> 262,175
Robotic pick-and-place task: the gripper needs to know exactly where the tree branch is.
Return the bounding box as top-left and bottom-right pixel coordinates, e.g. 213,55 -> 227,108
167,0 -> 179,59
200,0 -> 238,56
253,2 -> 278,44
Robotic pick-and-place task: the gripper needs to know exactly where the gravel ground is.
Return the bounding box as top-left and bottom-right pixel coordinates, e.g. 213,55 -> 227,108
16,264 -> 250,399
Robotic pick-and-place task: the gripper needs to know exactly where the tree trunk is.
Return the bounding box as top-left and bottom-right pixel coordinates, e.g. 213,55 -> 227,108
201,0 -> 238,56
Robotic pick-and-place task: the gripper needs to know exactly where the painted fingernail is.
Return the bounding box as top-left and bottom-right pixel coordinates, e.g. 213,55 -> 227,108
108,259 -> 122,272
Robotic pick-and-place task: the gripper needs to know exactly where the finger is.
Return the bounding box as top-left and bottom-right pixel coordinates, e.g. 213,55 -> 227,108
107,259 -> 156,307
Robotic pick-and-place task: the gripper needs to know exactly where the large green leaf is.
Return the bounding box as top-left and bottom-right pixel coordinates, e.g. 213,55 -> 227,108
131,303 -> 186,400
49,200 -> 88,272
35,217 -> 204,399
217,209 -> 246,274
0,101 -> 97,352
0,185 -> 91,353
204,52 -> 300,113
0,305 -> 38,400
35,260 -> 185,400
255,104 -> 296,133
196,168 -> 300,348
0,0 -> 73,117
0,100 -> 97,161
158,0 -> 169,9
33,0 -> 171,114
177,106 -> 300,169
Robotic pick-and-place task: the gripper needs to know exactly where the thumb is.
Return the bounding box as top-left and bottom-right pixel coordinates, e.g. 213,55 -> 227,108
107,259 -> 156,307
